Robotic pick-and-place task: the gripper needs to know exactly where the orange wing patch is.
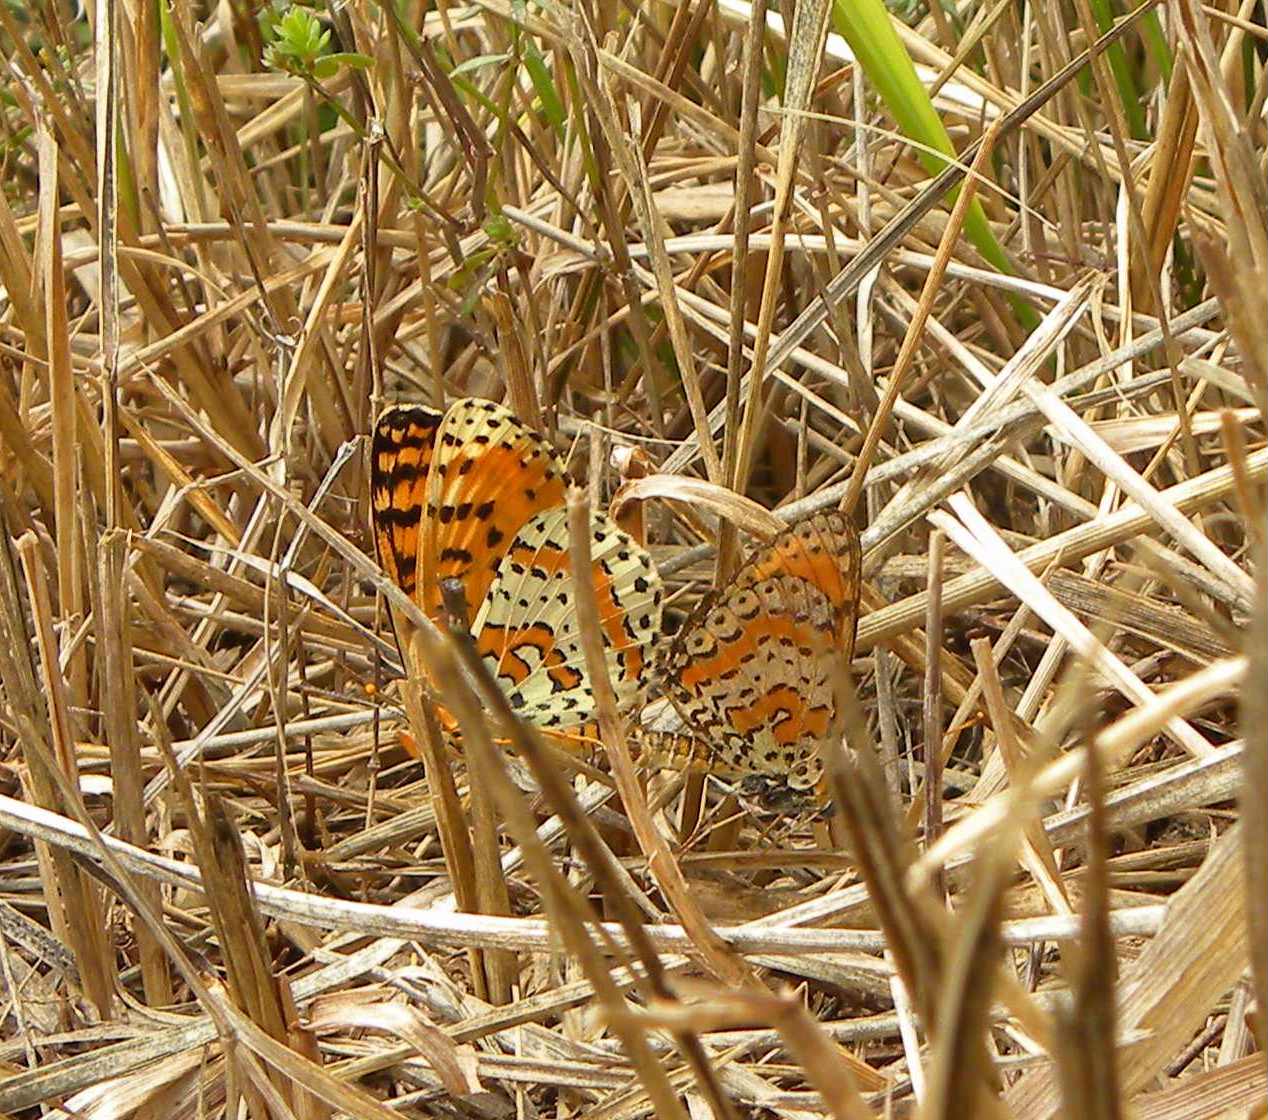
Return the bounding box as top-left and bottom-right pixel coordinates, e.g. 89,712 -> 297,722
660,511 -> 861,792
737,511 -> 861,655
421,398 -> 567,623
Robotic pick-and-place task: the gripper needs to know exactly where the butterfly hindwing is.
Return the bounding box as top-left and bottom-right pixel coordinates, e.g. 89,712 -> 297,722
736,510 -> 861,659
661,511 -> 861,791
472,508 -> 663,728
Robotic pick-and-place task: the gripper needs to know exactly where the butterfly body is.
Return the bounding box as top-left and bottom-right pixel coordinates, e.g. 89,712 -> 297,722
371,399 -> 662,735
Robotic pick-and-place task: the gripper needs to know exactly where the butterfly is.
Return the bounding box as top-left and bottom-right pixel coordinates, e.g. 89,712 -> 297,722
370,398 -> 663,732
657,512 -> 862,794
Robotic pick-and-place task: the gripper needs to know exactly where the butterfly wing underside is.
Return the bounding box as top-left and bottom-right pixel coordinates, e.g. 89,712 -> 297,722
472,508 -> 663,728
372,397 -> 661,733
661,511 -> 861,790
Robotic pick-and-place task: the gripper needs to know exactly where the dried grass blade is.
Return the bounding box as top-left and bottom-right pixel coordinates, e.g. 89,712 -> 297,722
1242,531 -> 1268,1045
400,685 -> 492,1000
571,493 -> 749,984
921,824 -> 1014,1119
730,0 -> 832,495
839,117 -> 1008,517
419,621 -> 697,1120
931,500 -> 1213,759
206,984 -> 419,1120
1129,1053 -> 1266,1119
37,128 -> 82,690
913,657 -> 1246,889
1173,0 -> 1268,413
611,475 -> 783,538
716,0 -> 772,582
1006,825 -> 1248,1116
1051,727 -> 1122,1120
1012,372 -> 1255,613
275,210 -> 364,457
94,0 -> 121,530
13,533 -> 115,1017
970,639 -> 1070,916
755,0 -> 1164,395
200,796 -> 296,1060
628,988 -> 874,1120
0,527 -> 101,1008
305,992 -> 483,1095
1131,60 -> 1197,313
434,643 -> 518,1005
822,676 -> 944,1029
98,531 -> 172,1004
586,64 -> 722,482
116,407 -> 243,546
860,448 -> 1267,653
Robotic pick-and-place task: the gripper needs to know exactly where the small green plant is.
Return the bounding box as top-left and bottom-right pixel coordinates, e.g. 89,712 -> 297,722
261,4 -> 370,82
448,212 -> 522,317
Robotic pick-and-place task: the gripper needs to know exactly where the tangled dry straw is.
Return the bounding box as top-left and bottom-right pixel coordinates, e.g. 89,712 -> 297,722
0,0 -> 1264,1115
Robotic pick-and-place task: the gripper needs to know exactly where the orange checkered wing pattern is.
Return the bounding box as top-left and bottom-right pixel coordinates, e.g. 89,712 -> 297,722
660,511 -> 861,791
473,507 -> 662,726
370,398 -> 662,734
419,398 -> 567,622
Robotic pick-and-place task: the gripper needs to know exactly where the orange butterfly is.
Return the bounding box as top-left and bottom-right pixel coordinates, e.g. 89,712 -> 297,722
371,398 -> 663,732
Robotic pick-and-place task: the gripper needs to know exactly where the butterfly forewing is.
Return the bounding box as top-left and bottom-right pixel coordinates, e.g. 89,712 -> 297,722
421,398 -> 567,624
371,404 -> 444,603
370,397 -> 662,738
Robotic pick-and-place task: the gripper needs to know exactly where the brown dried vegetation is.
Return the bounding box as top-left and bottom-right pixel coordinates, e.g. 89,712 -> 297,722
0,0 -> 1263,1116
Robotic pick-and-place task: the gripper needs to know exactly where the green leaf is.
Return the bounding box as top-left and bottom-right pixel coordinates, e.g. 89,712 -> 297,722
832,0 -> 1038,328
263,5 -> 334,74
325,51 -> 373,70
1086,0 -> 1147,140
450,52 -> 512,78
483,212 -> 517,245
522,38 -> 566,136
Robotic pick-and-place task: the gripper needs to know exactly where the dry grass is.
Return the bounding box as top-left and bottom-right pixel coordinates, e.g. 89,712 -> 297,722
0,0 -> 1264,1116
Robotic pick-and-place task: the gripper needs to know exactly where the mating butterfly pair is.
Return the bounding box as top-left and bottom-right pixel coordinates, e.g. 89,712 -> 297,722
370,398 -> 861,792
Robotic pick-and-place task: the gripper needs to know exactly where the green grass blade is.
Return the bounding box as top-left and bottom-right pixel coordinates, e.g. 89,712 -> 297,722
831,0 -> 1037,327
1086,0 -> 1148,139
